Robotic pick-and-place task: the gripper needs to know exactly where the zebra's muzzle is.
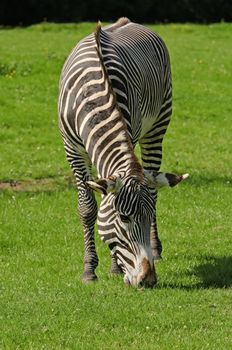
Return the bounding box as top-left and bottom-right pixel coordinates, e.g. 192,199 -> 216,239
124,258 -> 157,289
137,258 -> 157,288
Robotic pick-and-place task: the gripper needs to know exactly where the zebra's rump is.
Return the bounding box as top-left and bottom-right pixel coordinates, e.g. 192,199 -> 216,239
99,21 -> 171,141
59,19 -> 171,146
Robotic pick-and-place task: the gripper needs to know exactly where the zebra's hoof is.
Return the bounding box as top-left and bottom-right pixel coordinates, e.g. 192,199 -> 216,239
81,272 -> 98,283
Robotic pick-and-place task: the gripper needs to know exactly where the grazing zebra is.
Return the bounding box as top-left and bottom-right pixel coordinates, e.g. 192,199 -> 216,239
58,18 -> 188,288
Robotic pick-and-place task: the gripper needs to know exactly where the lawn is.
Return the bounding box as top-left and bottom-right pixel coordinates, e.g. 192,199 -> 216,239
0,22 -> 232,349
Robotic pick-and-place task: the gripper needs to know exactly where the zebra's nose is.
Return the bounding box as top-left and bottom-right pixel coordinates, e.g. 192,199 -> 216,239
145,278 -> 157,288
137,258 -> 157,288
138,276 -> 156,289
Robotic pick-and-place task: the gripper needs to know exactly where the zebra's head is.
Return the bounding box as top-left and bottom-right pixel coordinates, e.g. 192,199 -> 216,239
87,171 -> 188,288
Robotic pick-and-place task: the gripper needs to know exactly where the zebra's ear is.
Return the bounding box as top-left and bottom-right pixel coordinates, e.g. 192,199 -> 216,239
144,170 -> 189,189
86,176 -> 123,195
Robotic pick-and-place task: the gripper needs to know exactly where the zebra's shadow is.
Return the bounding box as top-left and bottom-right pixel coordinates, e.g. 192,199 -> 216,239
157,255 -> 232,290
193,255 -> 232,289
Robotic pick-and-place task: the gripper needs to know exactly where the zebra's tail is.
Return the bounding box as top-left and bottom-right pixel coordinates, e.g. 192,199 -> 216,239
95,21 -> 102,51
94,22 -> 115,102
94,21 -> 143,180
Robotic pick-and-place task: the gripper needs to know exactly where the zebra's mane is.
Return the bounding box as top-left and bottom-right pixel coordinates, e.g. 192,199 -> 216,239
94,21 -> 144,182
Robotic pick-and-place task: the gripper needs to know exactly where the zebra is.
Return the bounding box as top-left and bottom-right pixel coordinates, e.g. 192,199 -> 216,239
58,18 -> 188,288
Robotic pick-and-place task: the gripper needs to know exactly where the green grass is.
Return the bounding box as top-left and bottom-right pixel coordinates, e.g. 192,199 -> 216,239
0,22 -> 232,349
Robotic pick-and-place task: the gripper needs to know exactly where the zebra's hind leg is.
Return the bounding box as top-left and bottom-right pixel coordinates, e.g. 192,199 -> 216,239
150,201 -> 163,261
149,190 -> 163,260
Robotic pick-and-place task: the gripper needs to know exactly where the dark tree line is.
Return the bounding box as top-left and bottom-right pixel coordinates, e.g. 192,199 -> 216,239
1,0 -> 231,26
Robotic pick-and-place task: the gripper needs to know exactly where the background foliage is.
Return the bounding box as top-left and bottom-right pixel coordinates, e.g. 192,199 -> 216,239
1,0 -> 232,26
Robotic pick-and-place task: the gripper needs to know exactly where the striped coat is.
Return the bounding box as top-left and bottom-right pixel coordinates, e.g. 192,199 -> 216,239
58,18 -> 188,288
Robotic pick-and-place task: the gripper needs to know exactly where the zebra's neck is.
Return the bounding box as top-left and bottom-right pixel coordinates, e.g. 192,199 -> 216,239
74,30 -> 142,181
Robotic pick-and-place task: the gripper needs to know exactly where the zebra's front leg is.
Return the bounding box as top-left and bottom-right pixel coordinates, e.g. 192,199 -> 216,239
78,183 -> 99,282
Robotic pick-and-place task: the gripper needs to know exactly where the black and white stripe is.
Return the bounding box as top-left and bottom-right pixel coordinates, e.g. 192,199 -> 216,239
58,18 -> 185,287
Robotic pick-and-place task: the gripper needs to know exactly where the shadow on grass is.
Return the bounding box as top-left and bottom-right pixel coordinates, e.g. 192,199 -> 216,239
193,255 -> 232,289
158,256 -> 232,290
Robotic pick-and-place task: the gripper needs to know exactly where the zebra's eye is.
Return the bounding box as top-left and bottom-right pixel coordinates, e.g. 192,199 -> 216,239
119,214 -> 131,223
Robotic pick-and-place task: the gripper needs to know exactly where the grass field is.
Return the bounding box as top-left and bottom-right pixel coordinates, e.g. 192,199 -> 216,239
0,22 -> 232,349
